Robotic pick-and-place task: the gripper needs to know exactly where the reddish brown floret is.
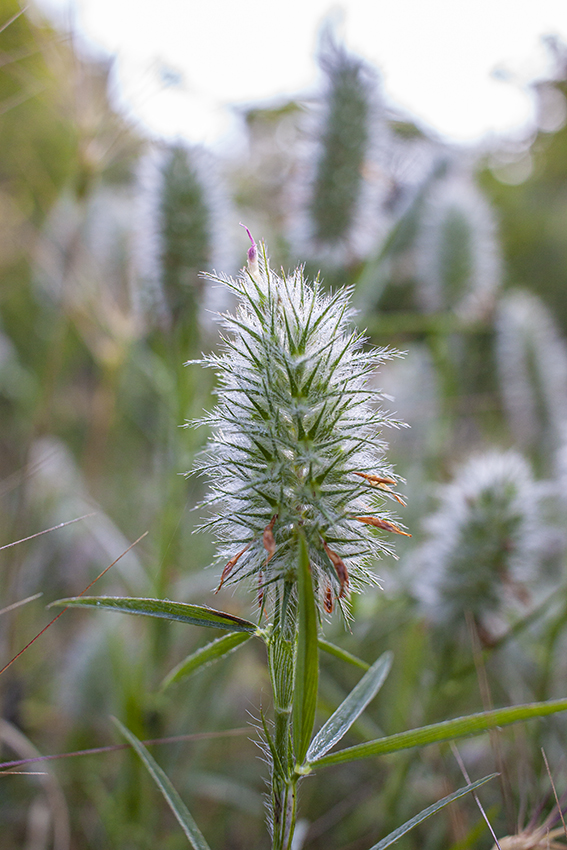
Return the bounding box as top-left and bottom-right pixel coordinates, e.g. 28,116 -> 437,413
354,472 -> 396,486
354,472 -> 406,505
263,515 -> 277,564
215,544 -> 250,593
322,541 -> 349,597
354,516 -> 411,537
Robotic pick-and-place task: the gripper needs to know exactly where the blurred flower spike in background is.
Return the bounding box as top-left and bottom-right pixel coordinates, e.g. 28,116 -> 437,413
415,450 -> 543,642
289,31 -> 387,268
134,143 -> 235,337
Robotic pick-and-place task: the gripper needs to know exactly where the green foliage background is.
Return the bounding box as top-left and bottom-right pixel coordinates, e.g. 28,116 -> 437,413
2,3 -> 567,849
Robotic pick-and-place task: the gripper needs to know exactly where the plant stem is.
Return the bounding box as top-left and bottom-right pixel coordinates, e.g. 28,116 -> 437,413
268,615 -> 297,850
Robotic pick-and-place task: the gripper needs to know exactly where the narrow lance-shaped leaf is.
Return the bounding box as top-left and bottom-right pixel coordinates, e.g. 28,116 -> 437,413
293,533 -> 319,765
113,718 -> 211,850
162,632 -> 253,689
367,774 -> 497,850
311,697 -> 567,768
307,650 -> 392,762
50,596 -> 257,632
318,638 -> 370,671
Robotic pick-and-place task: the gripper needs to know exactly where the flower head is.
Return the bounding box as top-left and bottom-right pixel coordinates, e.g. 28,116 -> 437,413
496,290 -> 567,452
414,450 -> 542,636
415,173 -> 501,319
192,240 -> 406,620
134,143 -> 235,333
288,34 -> 387,268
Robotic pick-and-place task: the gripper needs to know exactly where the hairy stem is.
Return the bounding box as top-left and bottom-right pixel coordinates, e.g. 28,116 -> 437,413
268,619 -> 297,850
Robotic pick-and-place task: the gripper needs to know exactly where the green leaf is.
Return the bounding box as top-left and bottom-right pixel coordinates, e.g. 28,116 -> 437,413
113,718 -> 211,850
307,651 -> 392,762
367,774 -> 497,850
318,638 -> 370,671
312,697 -> 567,768
293,533 -> 319,765
162,632 -> 253,689
49,596 -> 258,633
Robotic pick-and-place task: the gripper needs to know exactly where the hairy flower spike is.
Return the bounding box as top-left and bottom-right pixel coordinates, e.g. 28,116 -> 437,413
288,34 -> 386,268
134,143 -> 235,334
193,241 -> 405,620
413,450 -> 542,638
496,290 -> 567,453
415,174 -> 501,319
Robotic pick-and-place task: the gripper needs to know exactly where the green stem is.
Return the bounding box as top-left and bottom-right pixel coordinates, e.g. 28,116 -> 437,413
283,778 -> 298,850
272,777 -> 297,850
268,533 -> 319,850
268,626 -> 296,850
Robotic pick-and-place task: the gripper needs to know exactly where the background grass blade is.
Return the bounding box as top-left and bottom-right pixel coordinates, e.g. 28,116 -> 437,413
293,533 -> 319,765
318,638 -> 370,671
311,698 -> 567,767
307,651 -> 392,762
50,596 -> 258,632
367,774 -> 498,850
113,718 -> 211,850
161,632 -> 253,689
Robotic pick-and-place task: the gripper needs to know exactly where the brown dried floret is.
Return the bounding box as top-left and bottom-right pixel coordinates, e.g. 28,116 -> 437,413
322,541 -> 349,597
354,472 -> 407,505
354,516 -> 411,537
215,544 -> 250,593
324,583 -> 334,614
354,472 -> 396,486
263,515 -> 277,563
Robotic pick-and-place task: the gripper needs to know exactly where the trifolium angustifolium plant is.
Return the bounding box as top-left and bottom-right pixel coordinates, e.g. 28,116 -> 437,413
134,143 -> 234,334
191,229 -> 409,625
496,289 -> 567,454
414,450 -> 541,639
414,173 -> 501,319
51,234 -> 567,850
289,33 -> 386,268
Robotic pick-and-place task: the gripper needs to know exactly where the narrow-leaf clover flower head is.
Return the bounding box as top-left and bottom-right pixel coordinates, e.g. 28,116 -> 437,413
414,450 -> 542,638
191,235 -> 407,621
288,33 -> 386,268
415,173 -> 501,319
134,143 -> 234,334
496,289 -> 567,453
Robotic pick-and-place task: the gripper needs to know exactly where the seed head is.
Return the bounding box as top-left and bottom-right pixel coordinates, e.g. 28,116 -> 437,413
192,240 -> 406,619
